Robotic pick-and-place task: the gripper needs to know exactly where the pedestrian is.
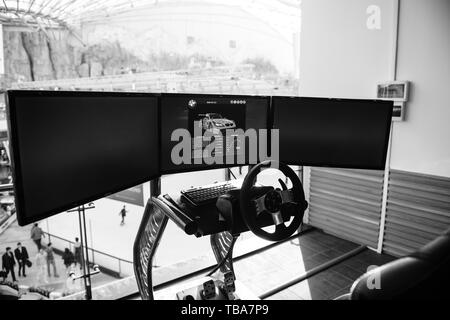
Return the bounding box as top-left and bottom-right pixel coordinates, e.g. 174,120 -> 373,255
73,237 -> 82,269
64,267 -> 80,295
45,243 -> 59,278
119,205 -> 127,225
14,242 -> 29,278
0,148 -> 8,162
62,248 -> 74,273
1,247 -> 16,282
30,223 -> 45,251
35,248 -> 48,285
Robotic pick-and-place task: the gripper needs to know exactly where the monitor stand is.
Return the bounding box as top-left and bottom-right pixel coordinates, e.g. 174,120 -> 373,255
133,177 -> 250,300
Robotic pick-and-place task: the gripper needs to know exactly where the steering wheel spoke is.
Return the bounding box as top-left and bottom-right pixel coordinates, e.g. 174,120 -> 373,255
278,189 -> 297,205
275,223 -> 288,234
253,194 -> 267,216
271,210 -> 284,225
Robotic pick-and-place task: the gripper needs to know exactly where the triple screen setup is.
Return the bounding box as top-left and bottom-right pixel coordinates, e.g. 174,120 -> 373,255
6,90 -> 393,225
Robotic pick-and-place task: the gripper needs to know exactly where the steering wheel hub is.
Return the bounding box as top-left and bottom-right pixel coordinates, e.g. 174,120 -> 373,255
264,190 -> 282,213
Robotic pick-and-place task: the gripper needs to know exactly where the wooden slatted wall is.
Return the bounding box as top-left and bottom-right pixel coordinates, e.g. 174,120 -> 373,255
382,170 -> 450,257
308,168 -> 385,248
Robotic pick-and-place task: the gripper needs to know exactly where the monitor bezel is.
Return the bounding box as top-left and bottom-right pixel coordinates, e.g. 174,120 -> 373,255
159,92 -> 271,175
7,90 -> 161,226
271,95 -> 393,170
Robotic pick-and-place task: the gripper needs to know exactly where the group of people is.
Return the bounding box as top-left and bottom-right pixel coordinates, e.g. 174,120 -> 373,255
1,243 -> 29,281
61,239 -> 83,272
1,223 -> 84,286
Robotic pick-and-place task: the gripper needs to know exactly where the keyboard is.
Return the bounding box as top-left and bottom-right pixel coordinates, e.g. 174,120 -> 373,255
181,182 -> 237,207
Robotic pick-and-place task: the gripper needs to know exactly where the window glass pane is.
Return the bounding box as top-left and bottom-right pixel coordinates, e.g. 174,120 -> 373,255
1,0 -> 301,298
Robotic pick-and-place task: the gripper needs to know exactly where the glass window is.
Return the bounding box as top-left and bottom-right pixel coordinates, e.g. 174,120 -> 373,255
1,0 -> 302,298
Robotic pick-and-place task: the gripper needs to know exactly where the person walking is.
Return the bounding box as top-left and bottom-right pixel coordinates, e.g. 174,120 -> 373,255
62,248 -> 74,273
45,243 -> 59,278
73,238 -> 82,270
30,223 -> 45,251
119,205 -> 128,226
1,247 -> 16,282
35,248 -> 48,285
14,243 -> 29,278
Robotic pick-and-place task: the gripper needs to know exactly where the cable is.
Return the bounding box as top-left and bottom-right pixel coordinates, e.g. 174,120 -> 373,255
207,235 -> 238,277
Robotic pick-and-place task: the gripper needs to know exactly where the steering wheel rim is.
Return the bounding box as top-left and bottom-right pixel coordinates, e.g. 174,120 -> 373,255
240,160 -> 308,241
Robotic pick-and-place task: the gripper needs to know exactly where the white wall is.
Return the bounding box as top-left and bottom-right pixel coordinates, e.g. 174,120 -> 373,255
299,0 -> 450,178
299,0 -> 396,99
390,0 -> 450,178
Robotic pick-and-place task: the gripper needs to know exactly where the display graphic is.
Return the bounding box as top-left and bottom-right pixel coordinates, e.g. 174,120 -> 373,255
160,94 -> 270,174
187,99 -> 246,161
200,113 -> 236,131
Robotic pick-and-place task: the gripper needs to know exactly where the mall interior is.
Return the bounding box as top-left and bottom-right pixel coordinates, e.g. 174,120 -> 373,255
0,0 -> 449,301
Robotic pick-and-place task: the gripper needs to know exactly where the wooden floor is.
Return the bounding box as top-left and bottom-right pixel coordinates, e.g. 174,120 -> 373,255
234,229 -> 395,300
138,228 -> 396,300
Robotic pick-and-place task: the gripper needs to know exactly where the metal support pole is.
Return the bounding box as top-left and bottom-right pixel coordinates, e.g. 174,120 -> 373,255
224,168 -> 231,181
45,219 -> 51,243
77,208 -> 89,299
89,219 -> 94,264
81,207 -> 92,300
150,177 -> 161,197
69,203 -> 96,300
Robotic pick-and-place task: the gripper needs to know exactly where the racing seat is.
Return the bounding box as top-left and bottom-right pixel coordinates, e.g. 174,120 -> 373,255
336,227 -> 450,300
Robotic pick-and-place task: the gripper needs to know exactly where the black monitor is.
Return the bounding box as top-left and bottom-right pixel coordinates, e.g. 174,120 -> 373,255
272,96 -> 393,169
160,93 -> 270,174
7,90 -> 160,226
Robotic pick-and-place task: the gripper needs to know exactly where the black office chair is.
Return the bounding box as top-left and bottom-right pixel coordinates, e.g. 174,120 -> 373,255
337,227 -> 450,300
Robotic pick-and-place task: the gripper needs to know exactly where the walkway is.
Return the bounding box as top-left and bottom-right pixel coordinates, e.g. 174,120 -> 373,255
0,220 -> 115,295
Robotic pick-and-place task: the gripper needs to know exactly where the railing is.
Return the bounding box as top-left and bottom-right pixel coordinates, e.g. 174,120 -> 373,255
0,212 -> 16,235
43,232 -> 133,278
10,65 -> 298,96
0,183 -> 13,192
11,64 -> 257,88
0,183 -> 15,234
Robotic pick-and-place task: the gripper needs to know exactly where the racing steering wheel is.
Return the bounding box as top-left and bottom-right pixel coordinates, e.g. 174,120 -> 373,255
240,160 -> 308,241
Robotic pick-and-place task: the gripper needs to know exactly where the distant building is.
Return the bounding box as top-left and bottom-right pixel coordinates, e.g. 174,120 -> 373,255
80,0 -> 301,75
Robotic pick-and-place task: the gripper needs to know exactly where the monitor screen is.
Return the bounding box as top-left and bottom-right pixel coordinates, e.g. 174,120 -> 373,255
7,91 -> 160,226
160,94 -> 270,174
272,96 -> 393,169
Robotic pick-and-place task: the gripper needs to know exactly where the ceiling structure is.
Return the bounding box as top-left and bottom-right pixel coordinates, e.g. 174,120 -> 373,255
0,0 -> 301,29
0,0 -> 141,28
